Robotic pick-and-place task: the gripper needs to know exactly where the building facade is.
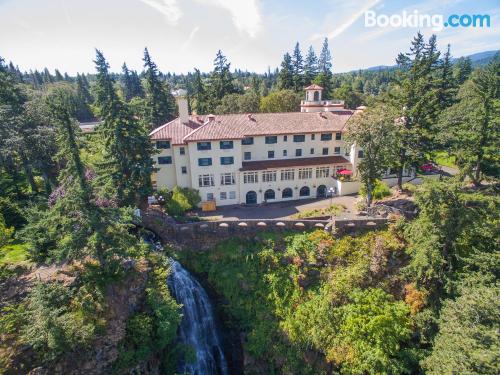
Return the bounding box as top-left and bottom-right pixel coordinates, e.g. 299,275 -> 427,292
150,85 -> 364,206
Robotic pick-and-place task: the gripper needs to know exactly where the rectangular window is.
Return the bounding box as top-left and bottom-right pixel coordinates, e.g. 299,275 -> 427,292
262,171 -> 277,182
268,151 -> 275,159
335,132 -> 342,140
320,133 -> 332,141
156,140 -> 170,149
220,156 -> 234,165
265,136 -> 278,144
197,141 -> 211,151
283,150 -> 287,157
281,169 -> 294,181
242,137 -> 254,145
158,156 -> 172,164
179,147 -> 185,155
310,148 -> 314,154
322,147 -> 329,155
295,149 -> 302,157
229,191 -> 236,199
293,134 -> 305,142
311,134 -> 315,140
181,166 -> 187,174
298,168 -> 312,179
220,140 -> 234,149
244,152 -> 251,161
220,173 -> 235,185
358,150 -> 364,158
198,157 -> 212,166
334,147 -> 341,155
283,135 -> 288,142
207,192 -> 214,201
316,166 -> 330,178
243,172 -> 258,184
220,192 -> 227,200
198,174 -> 214,187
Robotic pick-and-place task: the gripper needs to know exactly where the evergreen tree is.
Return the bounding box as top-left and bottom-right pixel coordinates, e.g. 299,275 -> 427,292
291,42 -> 304,92
192,68 -> 208,115
93,49 -> 155,206
75,73 -> 94,121
304,45 -> 319,86
277,52 -> 294,90
42,68 -> 53,84
54,69 -> 64,81
316,38 -> 333,98
437,44 -> 457,109
454,57 -> 472,85
121,63 -> 134,101
208,50 -> 235,111
143,48 -> 176,128
390,33 -> 442,189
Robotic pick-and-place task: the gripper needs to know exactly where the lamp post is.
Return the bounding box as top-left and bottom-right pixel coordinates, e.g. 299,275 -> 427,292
328,187 -> 335,220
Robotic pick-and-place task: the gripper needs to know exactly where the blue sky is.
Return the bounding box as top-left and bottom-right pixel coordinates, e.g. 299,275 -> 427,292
0,0 -> 498,75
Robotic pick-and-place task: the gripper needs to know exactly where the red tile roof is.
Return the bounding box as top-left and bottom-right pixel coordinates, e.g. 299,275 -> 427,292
149,118 -> 203,144
150,111 -> 353,144
304,84 -> 324,90
240,156 -> 350,171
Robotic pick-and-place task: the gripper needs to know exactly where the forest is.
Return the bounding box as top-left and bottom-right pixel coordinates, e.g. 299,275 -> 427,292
0,32 -> 498,374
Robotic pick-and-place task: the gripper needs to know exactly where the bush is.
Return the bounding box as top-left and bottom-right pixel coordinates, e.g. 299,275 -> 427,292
165,187 -> 201,216
0,213 -> 14,248
360,180 -> 391,201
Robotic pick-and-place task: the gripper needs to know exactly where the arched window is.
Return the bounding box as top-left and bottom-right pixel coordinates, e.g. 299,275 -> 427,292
282,188 -> 293,198
246,191 -> 257,204
316,185 -> 326,198
300,186 -> 310,197
264,189 -> 275,200
313,91 -> 320,101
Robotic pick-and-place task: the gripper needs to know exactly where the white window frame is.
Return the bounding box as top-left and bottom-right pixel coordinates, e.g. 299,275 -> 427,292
316,166 -> 330,178
243,172 -> 258,184
281,169 -> 294,181
198,174 -> 214,187
262,171 -> 277,182
220,173 -> 236,185
298,168 -> 313,179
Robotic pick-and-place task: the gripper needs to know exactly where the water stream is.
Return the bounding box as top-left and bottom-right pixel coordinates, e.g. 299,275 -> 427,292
168,259 -> 229,375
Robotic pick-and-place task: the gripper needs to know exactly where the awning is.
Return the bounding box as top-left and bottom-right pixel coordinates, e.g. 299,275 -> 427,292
337,169 -> 353,175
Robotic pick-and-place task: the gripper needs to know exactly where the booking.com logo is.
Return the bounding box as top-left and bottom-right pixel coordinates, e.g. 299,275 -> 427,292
365,10 -> 491,31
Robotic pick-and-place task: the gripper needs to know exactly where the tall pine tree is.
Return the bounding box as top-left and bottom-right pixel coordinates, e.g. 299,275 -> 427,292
143,48 -> 176,129
291,42 -> 304,92
93,49 -> 155,206
315,38 -> 333,98
304,45 -> 319,86
208,50 -> 235,112
192,68 -> 209,115
278,52 -> 294,90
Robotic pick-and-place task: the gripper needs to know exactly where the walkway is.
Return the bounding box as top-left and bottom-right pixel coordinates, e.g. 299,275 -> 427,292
197,195 -> 358,221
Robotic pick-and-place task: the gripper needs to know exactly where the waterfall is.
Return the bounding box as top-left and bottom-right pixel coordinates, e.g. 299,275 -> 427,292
168,259 -> 229,375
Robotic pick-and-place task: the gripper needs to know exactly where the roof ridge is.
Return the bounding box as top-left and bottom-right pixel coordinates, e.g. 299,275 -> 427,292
182,119 -> 213,141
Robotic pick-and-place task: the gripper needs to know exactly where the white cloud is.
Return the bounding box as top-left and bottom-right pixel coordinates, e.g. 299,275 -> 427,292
138,0 -> 182,25
196,0 -> 262,37
181,26 -> 200,52
310,0 -> 381,41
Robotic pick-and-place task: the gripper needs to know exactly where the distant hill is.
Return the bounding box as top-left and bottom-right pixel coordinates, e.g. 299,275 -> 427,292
353,50 -> 498,73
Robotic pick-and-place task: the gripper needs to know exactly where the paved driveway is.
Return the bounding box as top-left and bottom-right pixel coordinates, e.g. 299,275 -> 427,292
197,195 -> 358,221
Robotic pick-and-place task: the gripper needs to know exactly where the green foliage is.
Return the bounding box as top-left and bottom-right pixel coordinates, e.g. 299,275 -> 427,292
21,281 -> 100,362
0,213 -> 14,247
359,179 -> 391,201
423,276 -> 499,374
175,229 -> 412,374
165,187 -> 201,216
260,89 -> 301,113
114,254 -> 181,372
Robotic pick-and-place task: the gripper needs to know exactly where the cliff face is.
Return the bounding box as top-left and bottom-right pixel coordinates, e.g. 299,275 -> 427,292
1,259 -> 166,375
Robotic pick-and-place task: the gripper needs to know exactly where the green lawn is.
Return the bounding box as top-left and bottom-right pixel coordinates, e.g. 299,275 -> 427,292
0,242 -> 30,266
292,203 -> 346,219
433,151 -> 457,169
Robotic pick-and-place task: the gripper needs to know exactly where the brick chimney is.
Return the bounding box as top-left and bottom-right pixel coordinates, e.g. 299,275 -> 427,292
174,89 -> 189,124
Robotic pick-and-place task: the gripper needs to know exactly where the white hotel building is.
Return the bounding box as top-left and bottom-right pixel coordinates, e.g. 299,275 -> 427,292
150,85 -> 364,206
